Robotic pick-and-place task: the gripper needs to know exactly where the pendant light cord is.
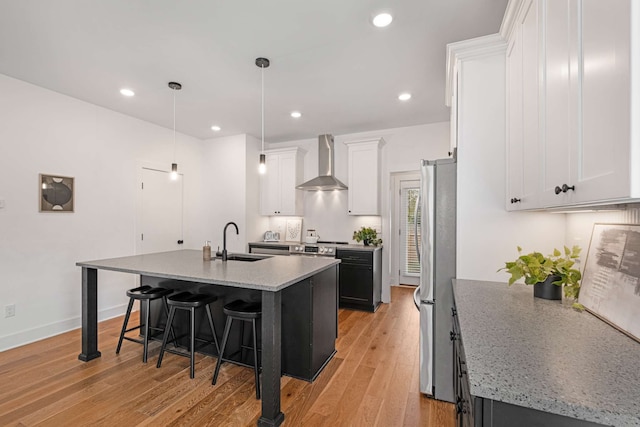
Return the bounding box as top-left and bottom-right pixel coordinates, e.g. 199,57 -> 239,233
261,64 -> 265,154
173,89 -> 177,161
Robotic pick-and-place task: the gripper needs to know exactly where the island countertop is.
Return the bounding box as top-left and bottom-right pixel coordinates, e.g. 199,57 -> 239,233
77,249 -> 340,292
452,279 -> 640,427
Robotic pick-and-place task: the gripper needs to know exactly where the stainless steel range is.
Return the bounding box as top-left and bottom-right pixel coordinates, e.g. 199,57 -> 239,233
289,241 -> 348,257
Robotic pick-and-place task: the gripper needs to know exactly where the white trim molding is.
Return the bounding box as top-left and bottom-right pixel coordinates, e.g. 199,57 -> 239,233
445,34 -> 507,106
500,0 -> 526,41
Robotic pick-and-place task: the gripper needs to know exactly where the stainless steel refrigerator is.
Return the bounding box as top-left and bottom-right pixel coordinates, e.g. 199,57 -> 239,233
413,158 -> 456,403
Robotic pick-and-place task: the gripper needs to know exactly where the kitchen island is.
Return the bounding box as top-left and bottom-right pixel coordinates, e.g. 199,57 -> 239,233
452,279 -> 640,427
76,249 -> 340,427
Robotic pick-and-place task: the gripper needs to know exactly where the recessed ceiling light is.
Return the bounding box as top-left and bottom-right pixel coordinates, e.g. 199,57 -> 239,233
211,125 -> 221,131
120,88 -> 135,97
373,12 -> 393,28
291,111 -> 302,118
398,92 -> 412,101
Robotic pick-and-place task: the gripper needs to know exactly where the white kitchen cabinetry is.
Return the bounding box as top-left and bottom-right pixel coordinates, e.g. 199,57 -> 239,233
540,0 -> 634,207
504,0 -> 640,209
344,138 -> 384,215
506,0 -> 541,211
260,148 -> 303,216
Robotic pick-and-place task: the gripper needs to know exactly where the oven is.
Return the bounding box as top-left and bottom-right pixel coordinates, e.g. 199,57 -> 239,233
289,241 -> 347,257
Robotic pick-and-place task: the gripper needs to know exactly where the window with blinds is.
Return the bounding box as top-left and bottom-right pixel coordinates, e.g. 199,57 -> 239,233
400,183 -> 420,276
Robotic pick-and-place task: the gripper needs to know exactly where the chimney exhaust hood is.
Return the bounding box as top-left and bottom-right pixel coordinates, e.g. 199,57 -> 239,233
296,134 -> 348,191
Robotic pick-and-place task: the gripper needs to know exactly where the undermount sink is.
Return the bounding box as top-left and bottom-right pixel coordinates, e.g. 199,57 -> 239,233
219,253 -> 271,262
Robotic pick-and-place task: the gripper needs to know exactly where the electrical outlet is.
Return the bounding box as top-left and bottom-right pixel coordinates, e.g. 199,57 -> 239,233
5,304 -> 15,318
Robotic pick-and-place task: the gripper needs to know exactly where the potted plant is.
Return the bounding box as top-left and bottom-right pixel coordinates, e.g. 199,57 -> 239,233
353,227 -> 382,246
499,245 -> 582,304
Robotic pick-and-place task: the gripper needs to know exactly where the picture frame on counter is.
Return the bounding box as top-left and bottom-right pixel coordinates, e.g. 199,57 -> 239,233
579,223 -> 640,343
39,174 -> 74,212
285,218 -> 302,242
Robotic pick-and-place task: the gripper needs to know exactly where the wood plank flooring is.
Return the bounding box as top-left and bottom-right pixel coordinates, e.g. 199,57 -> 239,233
0,286 -> 455,426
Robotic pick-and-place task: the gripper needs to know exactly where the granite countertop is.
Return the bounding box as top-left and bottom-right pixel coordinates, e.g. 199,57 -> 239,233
452,279 -> 640,427
249,241 -> 382,252
77,249 -> 339,292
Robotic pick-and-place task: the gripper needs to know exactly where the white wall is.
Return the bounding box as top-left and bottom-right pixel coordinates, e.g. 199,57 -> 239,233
266,122 -> 451,302
200,134 -> 268,254
456,52 -> 566,281
0,74 -> 208,350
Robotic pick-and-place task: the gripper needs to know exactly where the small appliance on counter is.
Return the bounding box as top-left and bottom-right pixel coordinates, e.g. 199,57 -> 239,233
263,231 -> 280,242
305,229 -> 319,244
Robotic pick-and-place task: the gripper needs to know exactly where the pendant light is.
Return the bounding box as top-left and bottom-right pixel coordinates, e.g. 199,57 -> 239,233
256,57 -> 270,174
168,81 -> 182,180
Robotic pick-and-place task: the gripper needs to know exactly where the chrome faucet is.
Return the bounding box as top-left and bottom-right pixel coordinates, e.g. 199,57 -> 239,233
222,221 -> 239,261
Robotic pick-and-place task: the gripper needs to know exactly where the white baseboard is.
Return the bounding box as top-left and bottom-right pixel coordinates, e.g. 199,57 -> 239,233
0,303 -> 128,352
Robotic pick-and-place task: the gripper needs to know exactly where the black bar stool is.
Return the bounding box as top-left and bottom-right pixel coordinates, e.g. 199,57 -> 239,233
212,300 -> 262,399
156,291 -> 220,379
116,285 -> 175,363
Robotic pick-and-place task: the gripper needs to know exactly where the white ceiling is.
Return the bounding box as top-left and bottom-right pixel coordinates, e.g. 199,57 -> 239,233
0,0 -> 508,142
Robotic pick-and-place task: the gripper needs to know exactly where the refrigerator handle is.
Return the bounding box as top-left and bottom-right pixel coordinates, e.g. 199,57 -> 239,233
414,193 -> 421,262
413,286 -> 420,310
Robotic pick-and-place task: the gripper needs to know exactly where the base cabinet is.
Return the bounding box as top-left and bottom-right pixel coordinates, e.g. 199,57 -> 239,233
337,248 -> 381,312
282,266 -> 338,381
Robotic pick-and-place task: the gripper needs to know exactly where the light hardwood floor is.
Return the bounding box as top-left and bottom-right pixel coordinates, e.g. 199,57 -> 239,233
0,286 -> 455,426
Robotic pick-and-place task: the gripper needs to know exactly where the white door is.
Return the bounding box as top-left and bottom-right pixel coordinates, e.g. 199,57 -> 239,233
138,167 -> 184,254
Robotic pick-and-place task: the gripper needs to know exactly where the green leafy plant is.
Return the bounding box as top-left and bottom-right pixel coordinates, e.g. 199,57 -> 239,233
499,245 -> 583,306
353,227 -> 382,246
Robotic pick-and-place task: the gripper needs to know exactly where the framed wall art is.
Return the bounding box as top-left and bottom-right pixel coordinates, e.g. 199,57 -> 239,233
579,223 -> 640,342
285,218 -> 302,242
39,174 -> 74,212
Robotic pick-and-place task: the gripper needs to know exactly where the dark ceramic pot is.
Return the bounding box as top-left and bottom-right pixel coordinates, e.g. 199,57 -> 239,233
534,275 -> 562,300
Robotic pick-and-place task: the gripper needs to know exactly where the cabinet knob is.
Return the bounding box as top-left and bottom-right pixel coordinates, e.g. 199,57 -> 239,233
556,184 -> 575,194
510,197 -> 521,204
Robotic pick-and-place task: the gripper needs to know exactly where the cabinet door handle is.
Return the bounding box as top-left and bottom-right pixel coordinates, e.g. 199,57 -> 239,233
556,184 -> 576,194
510,197 -> 521,203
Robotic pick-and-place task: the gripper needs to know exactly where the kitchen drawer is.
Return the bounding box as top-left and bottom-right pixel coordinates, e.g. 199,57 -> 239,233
336,250 -> 372,265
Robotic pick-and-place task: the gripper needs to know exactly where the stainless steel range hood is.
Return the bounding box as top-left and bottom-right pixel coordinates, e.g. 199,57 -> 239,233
296,134 -> 348,191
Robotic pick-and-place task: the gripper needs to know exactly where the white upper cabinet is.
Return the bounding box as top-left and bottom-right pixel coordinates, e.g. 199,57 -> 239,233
504,0 -> 639,209
344,138 -> 384,215
539,0 -> 572,206
570,0 -> 632,204
506,0 -> 541,211
260,148 -> 303,216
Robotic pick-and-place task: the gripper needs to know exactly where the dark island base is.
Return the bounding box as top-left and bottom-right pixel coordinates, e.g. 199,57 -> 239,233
141,266 -> 338,382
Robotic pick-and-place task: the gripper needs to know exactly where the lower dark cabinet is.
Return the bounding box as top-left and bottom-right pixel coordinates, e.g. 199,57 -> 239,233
336,248 -> 381,312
